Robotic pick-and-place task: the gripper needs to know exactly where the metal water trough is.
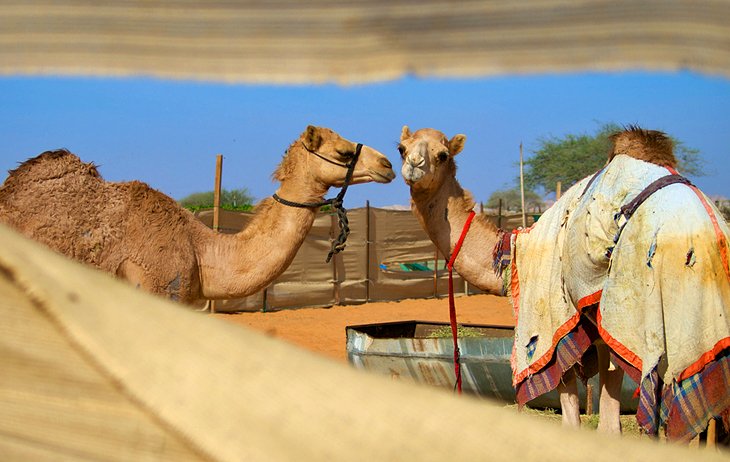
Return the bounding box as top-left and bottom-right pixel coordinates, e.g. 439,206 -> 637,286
346,320 -> 639,412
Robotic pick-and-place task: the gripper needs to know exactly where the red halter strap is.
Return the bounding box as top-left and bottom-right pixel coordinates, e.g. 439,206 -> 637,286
446,210 -> 476,394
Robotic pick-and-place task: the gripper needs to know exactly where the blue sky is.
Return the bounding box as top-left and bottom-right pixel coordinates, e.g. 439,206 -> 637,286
1,71 -> 728,208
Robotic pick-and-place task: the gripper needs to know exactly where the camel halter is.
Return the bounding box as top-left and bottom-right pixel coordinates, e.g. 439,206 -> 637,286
272,142 -> 363,263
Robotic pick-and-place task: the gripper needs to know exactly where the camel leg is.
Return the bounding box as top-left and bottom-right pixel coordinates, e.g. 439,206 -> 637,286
597,342 -> 623,434
707,418 -> 717,449
558,368 -> 581,428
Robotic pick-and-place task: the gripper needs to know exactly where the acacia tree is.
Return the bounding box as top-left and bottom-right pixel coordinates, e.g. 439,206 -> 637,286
486,187 -> 544,213
524,123 -> 704,195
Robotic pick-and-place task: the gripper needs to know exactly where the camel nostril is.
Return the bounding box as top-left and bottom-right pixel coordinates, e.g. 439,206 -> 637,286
381,158 -> 393,169
409,155 -> 425,168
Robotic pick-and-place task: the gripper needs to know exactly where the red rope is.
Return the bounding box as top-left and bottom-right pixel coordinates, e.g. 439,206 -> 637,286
447,210 -> 476,394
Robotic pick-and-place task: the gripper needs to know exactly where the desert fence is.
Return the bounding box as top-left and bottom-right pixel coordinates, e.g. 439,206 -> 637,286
194,206 -> 535,312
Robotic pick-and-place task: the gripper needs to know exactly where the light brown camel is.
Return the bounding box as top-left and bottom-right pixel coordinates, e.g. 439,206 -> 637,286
0,125 -> 395,304
398,127 -> 503,295
399,126 -> 616,429
399,125 -> 729,441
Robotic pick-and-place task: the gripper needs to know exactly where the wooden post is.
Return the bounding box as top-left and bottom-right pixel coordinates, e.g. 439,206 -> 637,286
433,247 -> 439,298
210,154 -> 223,314
556,181 -> 562,201
498,198 -> 503,229
365,200 -> 371,303
519,142 -> 526,228
331,213 -> 340,305
213,154 -> 223,232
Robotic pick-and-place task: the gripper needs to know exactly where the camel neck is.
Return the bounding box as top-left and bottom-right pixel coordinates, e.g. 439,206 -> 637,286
411,178 -> 503,294
273,171 -> 330,206
195,196 -> 318,300
411,179 -> 473,254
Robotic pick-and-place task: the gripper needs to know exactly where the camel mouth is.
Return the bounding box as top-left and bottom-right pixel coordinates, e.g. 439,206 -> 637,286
347,168 -> 395,185
369,168 -> 396,184
401,165 -> 424,185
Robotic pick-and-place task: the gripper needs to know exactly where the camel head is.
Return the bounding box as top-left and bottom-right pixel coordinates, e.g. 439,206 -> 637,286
276,125 -> 395,188
399,126 -> 466,193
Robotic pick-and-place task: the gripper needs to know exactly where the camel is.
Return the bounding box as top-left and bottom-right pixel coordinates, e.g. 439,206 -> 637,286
399,125 -> 729,441
398,127 -> 503,295
0,125 -> 395,305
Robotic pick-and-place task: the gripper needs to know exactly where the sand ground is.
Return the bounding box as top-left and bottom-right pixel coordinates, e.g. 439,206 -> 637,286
214,293 -> 514,362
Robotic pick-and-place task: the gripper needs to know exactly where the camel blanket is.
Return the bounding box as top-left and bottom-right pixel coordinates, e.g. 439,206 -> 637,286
510,175 -> 592,383
512,155 -> 730,423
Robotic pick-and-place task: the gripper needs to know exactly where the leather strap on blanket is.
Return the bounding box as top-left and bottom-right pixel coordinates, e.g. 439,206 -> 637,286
619,174 -> 693,220
612,174 -> 692,247
579,167 -> 605,199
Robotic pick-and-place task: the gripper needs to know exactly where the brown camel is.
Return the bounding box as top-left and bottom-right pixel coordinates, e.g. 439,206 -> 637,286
399,125 -> 729,441
0,125 -> 395,304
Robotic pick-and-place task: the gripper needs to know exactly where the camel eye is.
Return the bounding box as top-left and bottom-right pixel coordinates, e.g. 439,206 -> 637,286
337,148 -> 355,158
397,145 -> 406,158
437,151 -> 449,162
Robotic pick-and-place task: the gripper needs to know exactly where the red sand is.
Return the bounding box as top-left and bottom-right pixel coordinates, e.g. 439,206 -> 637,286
214,293 -> 514,362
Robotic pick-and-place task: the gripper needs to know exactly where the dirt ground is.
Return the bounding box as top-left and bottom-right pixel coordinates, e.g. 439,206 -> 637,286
214,293 -> 514,362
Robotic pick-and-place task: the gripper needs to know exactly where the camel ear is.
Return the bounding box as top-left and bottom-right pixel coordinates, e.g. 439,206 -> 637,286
449,134 -> 466,156
303,125 -> 324,151
400,125 -> 412,141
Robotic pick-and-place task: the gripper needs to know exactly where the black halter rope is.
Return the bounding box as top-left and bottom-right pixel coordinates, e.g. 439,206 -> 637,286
272,142 -> 363,263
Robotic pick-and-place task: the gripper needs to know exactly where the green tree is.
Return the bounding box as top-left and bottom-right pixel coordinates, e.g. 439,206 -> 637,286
486,187 -> 544,213
524,123 -> 705,195
717,199 -> 730,223
179,188 -> 254,212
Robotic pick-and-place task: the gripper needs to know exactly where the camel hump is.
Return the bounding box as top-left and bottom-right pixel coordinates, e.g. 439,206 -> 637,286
6,149 -> 102,184
121,180 -> 196,230
608,125 -> 677,168
123,180 -> 180,210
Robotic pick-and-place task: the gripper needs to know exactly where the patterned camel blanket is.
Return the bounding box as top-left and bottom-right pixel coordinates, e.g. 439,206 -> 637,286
510,154 -> 730,440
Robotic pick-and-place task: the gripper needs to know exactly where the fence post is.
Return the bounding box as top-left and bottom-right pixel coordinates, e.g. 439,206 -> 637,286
433,247 -> 439,298
498,198 -> 503,229
519,142 -> 526,228
213,154 -> 223,232
210,154 -> 223,314
365,200 -> 371,303
331,213 -> 340,305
